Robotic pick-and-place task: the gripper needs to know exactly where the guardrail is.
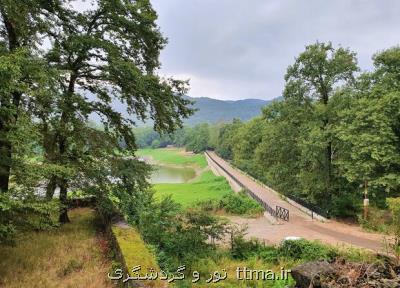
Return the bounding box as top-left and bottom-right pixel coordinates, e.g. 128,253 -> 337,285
205,151 -> 289,222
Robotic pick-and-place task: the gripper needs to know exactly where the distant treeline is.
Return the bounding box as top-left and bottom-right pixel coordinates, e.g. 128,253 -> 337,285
134,124 -> 212,153
137,43 -> 400,219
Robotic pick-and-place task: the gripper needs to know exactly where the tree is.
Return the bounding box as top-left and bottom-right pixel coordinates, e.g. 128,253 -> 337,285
216,119 -> 243,159
38,0 -> 193,222
232,117 -> 264,178
186,123 -> 210,153
0,0 -> 61,192
284,42 -> 358,201
255,97 -> 312,198
336,47 -> 400,207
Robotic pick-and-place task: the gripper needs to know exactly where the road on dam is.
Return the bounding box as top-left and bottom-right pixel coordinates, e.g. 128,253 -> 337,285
205,151 -> 385,252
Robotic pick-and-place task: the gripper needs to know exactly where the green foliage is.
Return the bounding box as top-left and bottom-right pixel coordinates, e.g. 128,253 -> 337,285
0,0 -> 195,236
138,196 -> 228,271
185,123 -> 210,153
0,193 -> 59,244
209,43 -> 400,219
387,197 -> 400,261
231,118 -> 265,179
231,233 -> 267,260
358,206 -> 392,233
220,191 -> 264,215
215,119 -> 243,159
277,239 -> 338,262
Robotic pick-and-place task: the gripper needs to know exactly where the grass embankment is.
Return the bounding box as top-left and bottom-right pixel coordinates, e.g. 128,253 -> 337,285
0,208 -> 114,288
139,148 -> 263,215
137,148 -> 208,168
112,226 -> 162,287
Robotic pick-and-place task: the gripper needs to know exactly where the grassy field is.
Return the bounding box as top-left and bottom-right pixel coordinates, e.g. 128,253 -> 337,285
154,170 -> 233,208
137,148 -> 208,168
0,208 -> 114,288
139,148 -> 261,212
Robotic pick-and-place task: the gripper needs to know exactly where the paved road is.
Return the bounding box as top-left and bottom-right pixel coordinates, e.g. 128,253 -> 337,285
206,151 -> 386,252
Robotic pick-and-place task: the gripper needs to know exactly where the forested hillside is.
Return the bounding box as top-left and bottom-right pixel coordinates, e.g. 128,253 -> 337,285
103,96 -> 273,126
183,96 -> 273,125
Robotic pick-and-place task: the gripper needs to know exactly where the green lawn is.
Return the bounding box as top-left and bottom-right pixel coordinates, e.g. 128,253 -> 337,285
136,148 -> 208,168
154,170 -> 233,207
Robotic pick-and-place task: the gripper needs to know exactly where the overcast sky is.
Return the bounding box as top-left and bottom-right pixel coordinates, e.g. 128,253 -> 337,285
151,0 -> 400,100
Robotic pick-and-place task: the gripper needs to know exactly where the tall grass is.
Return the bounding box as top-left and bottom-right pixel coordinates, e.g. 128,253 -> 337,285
0,208 -> 114,288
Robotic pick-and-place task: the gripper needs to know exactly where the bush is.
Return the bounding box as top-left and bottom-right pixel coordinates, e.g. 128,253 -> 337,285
195,200 -> 219,212
231,235 -> 264,260
330,192 -> 362,218
277,239 -> 337,261
220,191 -> 264,215
258,245 -> 279,264
139,197 -> 228,271
358,206 -> 391,233
229,225 -> 273,260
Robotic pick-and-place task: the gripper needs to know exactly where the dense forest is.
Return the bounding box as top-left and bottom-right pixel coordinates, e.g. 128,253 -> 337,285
137,43 -> 400,219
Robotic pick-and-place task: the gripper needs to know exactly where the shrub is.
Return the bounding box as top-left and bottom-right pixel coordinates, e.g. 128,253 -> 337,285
330,192 -> 362,218
229,225 -> 272,260
220,191 -> 264,215
231,235 -> 264,260
358,206 -> 391,233
195,200 -> 219,212
258,246 -> 279,264
139,197 -> 228,271
277,239 -> 337,261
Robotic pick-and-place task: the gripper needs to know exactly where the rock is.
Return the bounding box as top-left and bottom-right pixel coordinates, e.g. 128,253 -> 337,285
292,259 -> 400,287
292,261 -> 335,288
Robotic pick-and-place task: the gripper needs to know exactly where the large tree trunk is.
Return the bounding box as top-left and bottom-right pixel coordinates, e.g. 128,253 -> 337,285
59,178 -> 70,223
46,175 -> 58,200
42,124 -> 58,200
0,9 -> 22,193
0,138 -> 11,192
56,73 -> 77,223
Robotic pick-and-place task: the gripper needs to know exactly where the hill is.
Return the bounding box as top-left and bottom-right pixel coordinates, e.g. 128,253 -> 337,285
184,96 -> 274,125
88,94 -> 278,126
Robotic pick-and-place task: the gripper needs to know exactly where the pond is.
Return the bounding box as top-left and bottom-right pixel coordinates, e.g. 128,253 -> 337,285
150,165 -> 196,183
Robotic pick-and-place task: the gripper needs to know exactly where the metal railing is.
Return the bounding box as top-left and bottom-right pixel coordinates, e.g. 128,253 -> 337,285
276,205 -> 289,221
205,151 -> 289,222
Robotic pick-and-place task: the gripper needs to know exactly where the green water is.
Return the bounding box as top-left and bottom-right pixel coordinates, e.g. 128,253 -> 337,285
150,165 -> 196,183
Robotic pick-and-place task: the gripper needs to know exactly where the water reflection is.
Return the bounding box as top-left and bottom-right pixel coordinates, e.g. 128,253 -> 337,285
150,165 -> 196,183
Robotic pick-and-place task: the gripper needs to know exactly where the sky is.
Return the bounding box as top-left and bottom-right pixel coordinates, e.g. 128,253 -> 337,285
151,0 -> 400,100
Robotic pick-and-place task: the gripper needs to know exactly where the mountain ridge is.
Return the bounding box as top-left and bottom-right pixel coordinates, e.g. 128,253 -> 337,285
182,96 -> 276,125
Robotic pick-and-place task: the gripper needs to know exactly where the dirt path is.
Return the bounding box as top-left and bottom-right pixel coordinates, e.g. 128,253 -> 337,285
206,151 -> 387,252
